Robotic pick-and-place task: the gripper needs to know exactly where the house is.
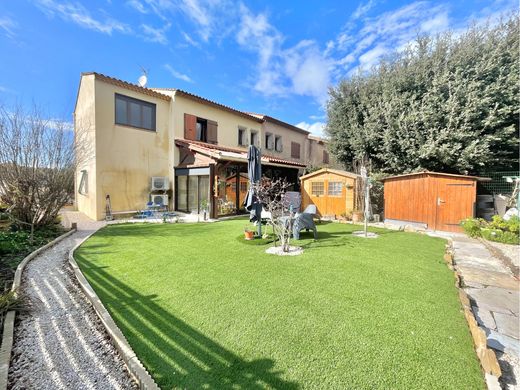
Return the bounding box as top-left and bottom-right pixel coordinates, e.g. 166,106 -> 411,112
300,168 -> 359,218
74,72 -> 336,220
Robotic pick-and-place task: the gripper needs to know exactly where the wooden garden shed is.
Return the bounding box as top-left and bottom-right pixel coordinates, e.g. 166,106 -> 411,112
382,171 -> 488,232
300,168 -> 359,218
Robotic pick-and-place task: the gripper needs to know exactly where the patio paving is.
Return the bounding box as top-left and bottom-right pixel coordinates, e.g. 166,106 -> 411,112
451,235 -> 520,389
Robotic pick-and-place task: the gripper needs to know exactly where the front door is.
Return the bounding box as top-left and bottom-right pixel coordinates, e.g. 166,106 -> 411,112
435,180 -> 476,232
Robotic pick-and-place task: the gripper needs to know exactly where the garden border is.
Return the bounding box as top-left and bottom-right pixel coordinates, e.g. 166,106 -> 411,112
68,231 -> 160,390
0,228 -> 76,390
443,240 -> 502,390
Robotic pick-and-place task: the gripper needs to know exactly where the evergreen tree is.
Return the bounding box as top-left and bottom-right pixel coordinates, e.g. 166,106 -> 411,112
327,15 -> 519,174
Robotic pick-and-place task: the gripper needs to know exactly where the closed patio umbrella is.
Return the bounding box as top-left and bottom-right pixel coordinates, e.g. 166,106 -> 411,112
244,145 -> 262,236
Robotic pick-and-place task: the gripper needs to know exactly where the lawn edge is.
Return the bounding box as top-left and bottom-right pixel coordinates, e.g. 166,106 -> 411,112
444,239 -> 502,390
0,227 -> 76,390
68,229 -> 160,390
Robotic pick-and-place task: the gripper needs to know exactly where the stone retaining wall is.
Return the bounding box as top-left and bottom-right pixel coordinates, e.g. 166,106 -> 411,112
444,242 -> 502,389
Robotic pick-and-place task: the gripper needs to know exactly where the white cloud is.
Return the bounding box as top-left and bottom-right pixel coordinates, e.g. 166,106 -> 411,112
353,0 -> 376,19
295,121 -> 326,137
0,16 -> 17,39
181,31 -> 200,47
164,64 -> 194,83
141,23 -> 170,44
236,4 -> 331,103
127,0 -> 148,13
35,0 -> 131,35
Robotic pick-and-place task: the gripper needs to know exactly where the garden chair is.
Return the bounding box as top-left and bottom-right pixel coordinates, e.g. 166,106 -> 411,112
293,206 -> 318,240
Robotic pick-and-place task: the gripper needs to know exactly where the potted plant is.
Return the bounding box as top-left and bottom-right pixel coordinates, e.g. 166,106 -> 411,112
352,210 -> 363,222
200,199 -> 209,221
244,226 -> 255,240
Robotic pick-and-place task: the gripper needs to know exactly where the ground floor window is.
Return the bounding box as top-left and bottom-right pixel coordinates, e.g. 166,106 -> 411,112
216,164 -> 248,217
175,168 -> 209,213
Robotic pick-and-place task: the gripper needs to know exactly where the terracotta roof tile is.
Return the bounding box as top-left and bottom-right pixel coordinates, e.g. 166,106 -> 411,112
175,139 -> 306,167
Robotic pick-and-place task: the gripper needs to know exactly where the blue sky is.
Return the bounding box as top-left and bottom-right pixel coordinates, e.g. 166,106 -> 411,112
0,0 -> 516,136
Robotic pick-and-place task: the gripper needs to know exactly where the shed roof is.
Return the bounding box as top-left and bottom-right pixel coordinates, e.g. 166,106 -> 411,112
299,168 -> 359,181
381,171 -> 490,182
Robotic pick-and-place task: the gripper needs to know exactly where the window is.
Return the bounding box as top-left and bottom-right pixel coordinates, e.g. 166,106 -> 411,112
265,133 -> 274,150
238,128 -> 246,146
275,136 -> 283,152
328,181 -> 343,196
196,118 -> 207,142
115,93 -> 156,131
323,150 -> 330,164
291,142 -> 301,159
250,131 -> 258,146
311,181 -> 324,196
78,170 -> 88,195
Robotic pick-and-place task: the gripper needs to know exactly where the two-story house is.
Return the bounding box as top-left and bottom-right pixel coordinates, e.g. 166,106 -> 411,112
74,72 -> 334,220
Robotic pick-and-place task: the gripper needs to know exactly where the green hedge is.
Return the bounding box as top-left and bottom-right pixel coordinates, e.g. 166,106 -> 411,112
461,215 -> 519,245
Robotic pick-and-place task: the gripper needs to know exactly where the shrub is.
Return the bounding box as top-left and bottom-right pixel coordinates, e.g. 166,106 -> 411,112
461,218 -> 485,238
481,228 -> 520,245
461,216 -> 520,244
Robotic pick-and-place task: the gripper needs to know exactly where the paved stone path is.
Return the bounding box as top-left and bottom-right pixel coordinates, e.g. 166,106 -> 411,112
452,236 -> 520,390
8,217 -> 136,389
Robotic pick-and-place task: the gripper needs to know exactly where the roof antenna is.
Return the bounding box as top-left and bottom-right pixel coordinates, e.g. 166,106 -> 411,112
138,66 -> 148,87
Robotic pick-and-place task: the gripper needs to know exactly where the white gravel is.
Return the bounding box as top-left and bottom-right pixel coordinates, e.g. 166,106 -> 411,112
8,226 -> 136,390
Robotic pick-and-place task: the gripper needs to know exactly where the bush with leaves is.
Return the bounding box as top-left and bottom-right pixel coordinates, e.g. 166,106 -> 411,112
327,15 -> 519,175
461,215 -> 519,244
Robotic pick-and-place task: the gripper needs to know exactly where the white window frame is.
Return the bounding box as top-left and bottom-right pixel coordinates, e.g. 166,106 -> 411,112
275,135 -> 283,152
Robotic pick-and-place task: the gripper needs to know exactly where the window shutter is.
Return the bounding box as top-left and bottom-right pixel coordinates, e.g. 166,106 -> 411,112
207,120 -> 218,144
268,134 -> 275,150
323,150 -> 329,164
291,142 -> 300,159
184,113 -> 197,140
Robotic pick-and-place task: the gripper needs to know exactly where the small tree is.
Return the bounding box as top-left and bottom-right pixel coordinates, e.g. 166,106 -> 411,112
0,104 -> 89,239
252,177 -> 293,252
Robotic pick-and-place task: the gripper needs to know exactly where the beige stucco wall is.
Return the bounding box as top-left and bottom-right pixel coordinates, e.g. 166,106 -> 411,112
92,80 -> 172,220
260,121 -> 309,164
74,74 -> 97,220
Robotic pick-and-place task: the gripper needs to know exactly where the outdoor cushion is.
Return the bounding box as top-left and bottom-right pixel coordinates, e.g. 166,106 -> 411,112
293,213 -> 318,240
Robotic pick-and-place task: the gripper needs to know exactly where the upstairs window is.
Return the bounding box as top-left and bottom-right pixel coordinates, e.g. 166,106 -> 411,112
115,93 -> 156,131
275,136 -> 283,152
250,131 -> 258,146
238,128 -> 246,146
265,133 -> 274,150
291,142 -> 301,159
196,118 -> 207,142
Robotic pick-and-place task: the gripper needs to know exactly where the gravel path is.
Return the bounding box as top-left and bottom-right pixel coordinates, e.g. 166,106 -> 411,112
8,225 -> 136,390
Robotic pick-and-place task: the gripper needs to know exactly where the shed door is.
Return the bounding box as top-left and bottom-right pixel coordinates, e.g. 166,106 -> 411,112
435,180 -> 476,232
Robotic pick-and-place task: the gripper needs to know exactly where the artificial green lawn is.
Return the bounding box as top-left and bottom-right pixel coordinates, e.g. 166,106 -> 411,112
75,220 -> 485,389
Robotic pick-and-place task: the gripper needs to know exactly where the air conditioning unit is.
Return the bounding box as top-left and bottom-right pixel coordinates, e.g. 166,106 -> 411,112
151,194 -> 168,207
151,176 -> 169,191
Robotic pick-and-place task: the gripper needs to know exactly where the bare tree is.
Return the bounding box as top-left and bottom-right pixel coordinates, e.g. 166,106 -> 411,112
0,104 -> 89,239
252,177 -> 293,252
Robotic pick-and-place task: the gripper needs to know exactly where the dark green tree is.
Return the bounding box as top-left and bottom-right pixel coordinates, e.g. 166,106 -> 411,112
327,15 -> 519,175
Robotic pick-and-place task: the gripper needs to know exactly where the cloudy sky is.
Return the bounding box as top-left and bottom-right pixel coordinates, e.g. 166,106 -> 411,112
0,0 -> 516,136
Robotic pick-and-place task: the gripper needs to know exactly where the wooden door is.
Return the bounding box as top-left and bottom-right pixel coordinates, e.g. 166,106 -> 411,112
435,179 -> 476,232
308,180 -> 327,216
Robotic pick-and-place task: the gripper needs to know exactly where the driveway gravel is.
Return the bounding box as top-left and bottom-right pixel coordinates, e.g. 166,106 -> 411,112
7,223 -> 136,390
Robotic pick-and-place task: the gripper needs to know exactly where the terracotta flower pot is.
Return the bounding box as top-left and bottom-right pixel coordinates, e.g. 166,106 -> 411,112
244,231 -> 254,240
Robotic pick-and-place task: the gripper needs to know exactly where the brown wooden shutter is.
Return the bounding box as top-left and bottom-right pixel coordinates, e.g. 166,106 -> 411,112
291,142 -> 300,159
184,113 -> 197,140
207,120 -> 218,144
323,150 -> 329,164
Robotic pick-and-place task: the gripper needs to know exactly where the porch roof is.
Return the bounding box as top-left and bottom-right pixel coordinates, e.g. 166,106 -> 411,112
175,139 -> 306,168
